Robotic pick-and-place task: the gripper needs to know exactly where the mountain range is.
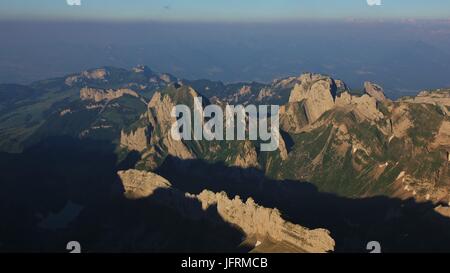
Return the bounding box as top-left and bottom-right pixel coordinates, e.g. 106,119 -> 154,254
0,65 -> 449,252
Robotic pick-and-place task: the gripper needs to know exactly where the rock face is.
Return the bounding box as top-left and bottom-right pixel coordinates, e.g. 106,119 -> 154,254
146,89 -> 195,160
364,81 -> 387,102
401,89 -> 450,116
65,69 -> 109,86
409,89 -> 450,104
256,87 -> 275,102
434,205 -> 450,218
431,121 -> 450,149
284,76 -> 385,127
388,104 -> 412,139
280,76 -> 383,133
335,79 -> 349,92
80,87 -> 139,102
279,101 -> 309,133
238,85 -> 252,96
117,169 -> 171,199
335,92 -> 384,121
117,169 -> 335,253
289,73 -> 337,123
192,190 -> 335,253
120,127 -> 149,152
277,135 -> 289,161
159,73 -> 176,84
65,76 -> 79,86
229,141 -> 259,169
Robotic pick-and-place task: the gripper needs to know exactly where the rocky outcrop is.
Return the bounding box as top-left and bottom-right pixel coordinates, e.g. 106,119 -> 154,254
335,79 -> 349,92
64,76 -> 79,86
256,87 -> 275,102
229,141 -> 259,169
284,75 -> 385,125
335,92 -> 384,121
401,89 -> 450,116
190,190 -> 335,253
146,90 -> 195,160
120,127 -> 149,152
279,102 -> 309,133
277,135 -> 289,160
434,205 -> 450,218
273,76 -> 299,89
389,104 -> 413,139
408,89 -> 450,105
431,121 -> 450,149
80,87 -> 139,102
65,69 -> 109,86
281,84 -> 384,134
238,85 -> 252,96
159,74 -> 176,84
229,85 -> 253,103
117,169 -> 335,253
288,73 -> 337,123
117,169 -> 172,199
364,81 -> 387,102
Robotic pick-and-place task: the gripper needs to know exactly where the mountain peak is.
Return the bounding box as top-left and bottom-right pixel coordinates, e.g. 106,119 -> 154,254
364,81 -> 388,102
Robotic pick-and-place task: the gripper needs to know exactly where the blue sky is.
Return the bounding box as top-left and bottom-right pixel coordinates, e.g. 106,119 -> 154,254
1,0 -> 450,22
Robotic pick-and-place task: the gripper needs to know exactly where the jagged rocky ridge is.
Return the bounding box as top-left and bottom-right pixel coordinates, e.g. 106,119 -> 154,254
118,169 -> 335,253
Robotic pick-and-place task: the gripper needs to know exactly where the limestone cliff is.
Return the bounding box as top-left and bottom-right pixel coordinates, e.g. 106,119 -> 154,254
288,73 -> 337,123
335,91 -> 384,121
400,89 -> 450,115
117,169 -> 335,253
229,141 -> 259,169
191,190 -> 335,253
146,90 -> 195,161
65,68 -> 109,86
80,87 -> 139,102
279,101 -> 309,133
118,169 -> 171,199
120,127 -> 149,152
280,78 -> 383,133
282,76 -> 385,127
364,81 -> 387,102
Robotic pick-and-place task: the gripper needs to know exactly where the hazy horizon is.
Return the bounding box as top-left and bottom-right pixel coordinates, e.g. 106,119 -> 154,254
1,1 -> 450,98
2,19 -> 450,98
